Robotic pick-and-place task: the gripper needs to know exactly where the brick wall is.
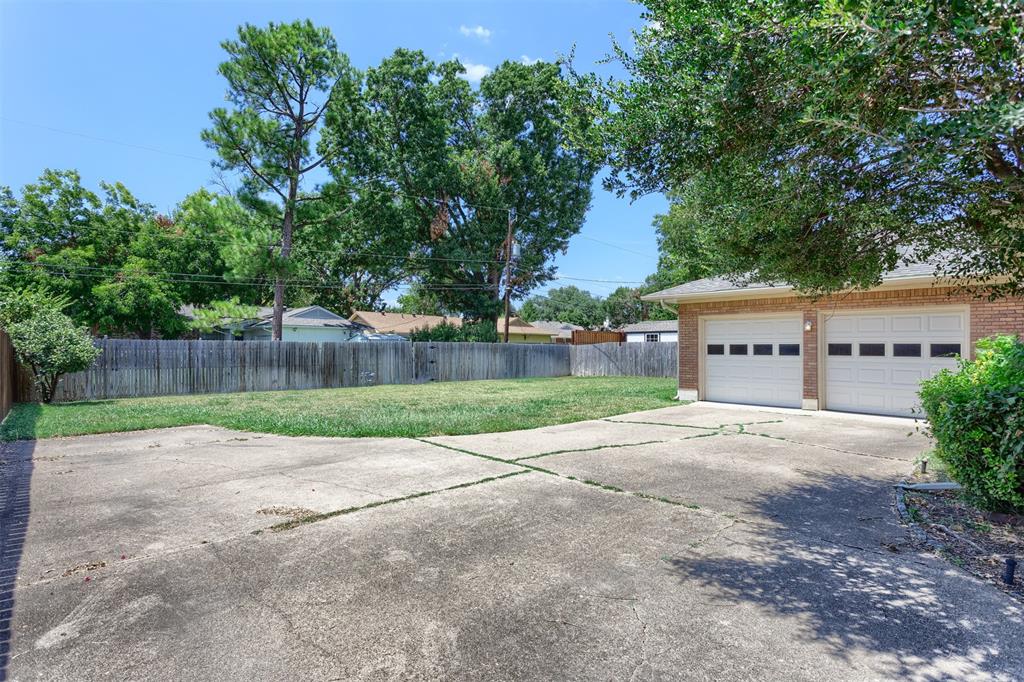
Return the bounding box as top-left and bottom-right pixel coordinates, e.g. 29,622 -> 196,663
676,286 -> 1024,400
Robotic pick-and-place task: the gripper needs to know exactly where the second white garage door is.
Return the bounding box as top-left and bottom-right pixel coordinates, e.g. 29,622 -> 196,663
824,309 -> 967,417
704,316 -> 803,408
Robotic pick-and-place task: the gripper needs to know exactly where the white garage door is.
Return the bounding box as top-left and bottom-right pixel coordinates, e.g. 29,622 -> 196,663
704,317 -> 803,408
824,310 -> 967,417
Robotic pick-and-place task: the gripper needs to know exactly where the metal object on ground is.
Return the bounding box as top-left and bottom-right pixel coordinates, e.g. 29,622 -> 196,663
1002,556 -> 1017,586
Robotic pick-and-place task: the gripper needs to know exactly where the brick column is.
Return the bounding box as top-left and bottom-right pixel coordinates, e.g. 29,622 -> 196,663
677,306 -> 699,400
802,310 -> 819,409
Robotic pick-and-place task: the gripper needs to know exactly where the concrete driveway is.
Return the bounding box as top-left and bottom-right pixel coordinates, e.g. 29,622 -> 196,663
1,403 -> 1021,681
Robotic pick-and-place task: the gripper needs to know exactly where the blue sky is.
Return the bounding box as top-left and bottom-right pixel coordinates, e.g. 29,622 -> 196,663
0,0 -> 667,303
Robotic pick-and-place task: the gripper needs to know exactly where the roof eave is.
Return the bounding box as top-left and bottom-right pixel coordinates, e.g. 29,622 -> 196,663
641,274 -> 960,305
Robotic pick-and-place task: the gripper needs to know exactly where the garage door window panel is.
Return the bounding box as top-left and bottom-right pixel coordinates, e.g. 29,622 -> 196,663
930,343 -> 961,358
778,344 -> 800,356
752,344 -> 773,356
729,344 -> 748,355
893,343 -> 922,358
859,343 -> 885,357
707,344 -> 724,355
828,343 -> 853,356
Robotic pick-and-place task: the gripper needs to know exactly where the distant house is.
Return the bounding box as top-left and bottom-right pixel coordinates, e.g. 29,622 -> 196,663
528,320 -> 584,344
181,305 -> 368,342
350,311 -> 555,343
348,311 -> 464,338
500,317 -> 556,344
622,320 -> 679,343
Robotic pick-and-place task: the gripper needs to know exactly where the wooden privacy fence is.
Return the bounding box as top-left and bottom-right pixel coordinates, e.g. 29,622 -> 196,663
0,330 -> 15,421
18,339 -> 573,403
570,342 -> 678,378
571,330 -> 625,345
11,338 -> 678,404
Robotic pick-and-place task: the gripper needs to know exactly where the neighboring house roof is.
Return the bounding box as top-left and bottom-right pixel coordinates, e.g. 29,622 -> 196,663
642,260 -> 950,304
349,311 -> 463,335
350,311 -> 552,338
621,320 -> 679,334
245,306 -> 365,330
501,317 -> 552,337
528,320 -> 584,339
179,305 -> 364,331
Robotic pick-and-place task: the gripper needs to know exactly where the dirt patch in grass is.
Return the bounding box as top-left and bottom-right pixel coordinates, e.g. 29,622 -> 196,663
904,489 -> 1024,603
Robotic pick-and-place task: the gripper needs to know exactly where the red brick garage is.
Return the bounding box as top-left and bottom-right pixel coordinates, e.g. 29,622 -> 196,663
643,265 -> 1024,417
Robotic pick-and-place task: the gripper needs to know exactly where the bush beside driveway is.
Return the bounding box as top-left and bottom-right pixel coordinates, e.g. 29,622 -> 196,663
2,404 -> 1022,680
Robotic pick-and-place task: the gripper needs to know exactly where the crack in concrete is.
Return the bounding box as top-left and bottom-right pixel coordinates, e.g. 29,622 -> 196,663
514,440 -> 668,462
737,431 -> 910,462
515,431 -> 727,463
629,602 -> 651,682
419,439 -> 714,515
602,418 -> 718,431
268,469 -> 532,531
686,518 -> 742,549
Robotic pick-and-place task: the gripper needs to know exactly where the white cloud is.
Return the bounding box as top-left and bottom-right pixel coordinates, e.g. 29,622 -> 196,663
459,61 -> 493,84
519,55 -> 542,65
459,24 -> 492,42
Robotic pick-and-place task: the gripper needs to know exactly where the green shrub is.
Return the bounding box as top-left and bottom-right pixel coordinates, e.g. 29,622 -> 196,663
1,293 -> 101,403
918,335 -> 1024,512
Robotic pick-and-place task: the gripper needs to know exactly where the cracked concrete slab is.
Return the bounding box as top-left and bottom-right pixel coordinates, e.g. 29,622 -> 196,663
424,418 -> 713,460
531,433 -> 917,548
4,428 -> 521,584
741,414 -> 928,460
7,472 -> 1022,681
4,404 -> 1022,681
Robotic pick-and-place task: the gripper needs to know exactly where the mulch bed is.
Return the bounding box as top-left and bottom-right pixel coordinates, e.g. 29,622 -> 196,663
903,488 -> 1024,603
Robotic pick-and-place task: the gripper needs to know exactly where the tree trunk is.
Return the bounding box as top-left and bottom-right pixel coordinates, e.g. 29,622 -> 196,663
273,164 -> 300,341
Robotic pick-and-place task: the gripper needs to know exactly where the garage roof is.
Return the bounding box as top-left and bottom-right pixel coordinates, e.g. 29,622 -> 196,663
641,261 -> 943,304
621,320 -> 679,333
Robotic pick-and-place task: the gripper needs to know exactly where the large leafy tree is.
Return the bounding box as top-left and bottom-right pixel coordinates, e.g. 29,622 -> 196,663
393,283 -> 452,316
568,0 -> 1024,297
0,171 -> 249,338
518,285 -> 605,328
290,182 -> 420,315
202,20 -> 358,339
603,286 -> 645,328
322,50 -> 599,325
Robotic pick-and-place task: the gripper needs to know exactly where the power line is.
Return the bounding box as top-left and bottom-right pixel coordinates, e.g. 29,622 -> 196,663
14,215 -> 643,283
3,261 -> 502,293
18,213 -> 524,268
1,116 -> 212,163
576,234 -> 659,260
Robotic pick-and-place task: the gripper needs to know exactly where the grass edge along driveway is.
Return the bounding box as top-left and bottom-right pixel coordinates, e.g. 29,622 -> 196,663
1,376 -> 678,441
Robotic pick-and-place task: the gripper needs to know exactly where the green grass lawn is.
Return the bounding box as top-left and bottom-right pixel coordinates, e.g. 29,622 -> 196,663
0,376 -> 678,441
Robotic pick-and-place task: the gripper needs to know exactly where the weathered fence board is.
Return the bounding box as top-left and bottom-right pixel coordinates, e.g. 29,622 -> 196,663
570,342 -> 678,378
12,338 -> 677,403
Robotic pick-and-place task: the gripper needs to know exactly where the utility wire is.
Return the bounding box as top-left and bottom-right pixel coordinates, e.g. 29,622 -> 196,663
13,215 -> 643,283
1,116 -> 213,163
18,214 -> 524,268
576,234 -> 659,260
3,261 -> 502,292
